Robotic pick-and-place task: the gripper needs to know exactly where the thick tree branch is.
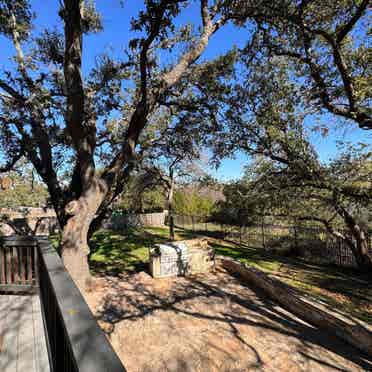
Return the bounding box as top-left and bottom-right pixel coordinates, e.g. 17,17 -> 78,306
63,0 -> 96,187
0,80 -> 26,103
298,215 -> 349,241
104,0 -> 224,181
263,3 -> 372,129
302,26 -> 357,114
336,0 -> 370,44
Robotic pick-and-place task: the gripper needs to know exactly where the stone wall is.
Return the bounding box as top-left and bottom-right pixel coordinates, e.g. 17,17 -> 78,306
218,256 -> 372,357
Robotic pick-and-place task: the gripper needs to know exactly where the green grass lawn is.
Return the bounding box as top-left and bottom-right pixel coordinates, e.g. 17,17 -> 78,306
88,226 -> 371,323
89,227 -> 198,275
210,240 -> 372,323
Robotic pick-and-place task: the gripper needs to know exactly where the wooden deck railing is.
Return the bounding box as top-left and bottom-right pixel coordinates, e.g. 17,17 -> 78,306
0,236 -> 38,292
0,236 -> 126,372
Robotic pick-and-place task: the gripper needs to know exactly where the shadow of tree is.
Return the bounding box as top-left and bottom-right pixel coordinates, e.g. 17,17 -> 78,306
88,227 -> 371,323
208,239 -> 372,323
88,228 -> 201,276
93,270 -> 371,371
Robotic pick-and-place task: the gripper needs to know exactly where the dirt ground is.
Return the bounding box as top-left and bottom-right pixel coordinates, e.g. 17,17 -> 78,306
85,268 -> 371,372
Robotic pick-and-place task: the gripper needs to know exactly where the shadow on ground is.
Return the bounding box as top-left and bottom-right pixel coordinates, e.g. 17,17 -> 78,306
207,239 -> 372,323
87,268 -> 371,372
88,228 -> 199,276
88,227 -> 371,323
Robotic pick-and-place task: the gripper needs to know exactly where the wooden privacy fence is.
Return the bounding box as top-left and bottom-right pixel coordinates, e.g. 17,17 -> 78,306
0,236 -> 38,292
0,236 -> 126,372
106,212 -> 167,230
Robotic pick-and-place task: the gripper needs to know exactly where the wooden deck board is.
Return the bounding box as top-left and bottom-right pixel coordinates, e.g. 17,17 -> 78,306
2,294 -> 18,372
32,295 -> 50,372
0,294 -> 50,372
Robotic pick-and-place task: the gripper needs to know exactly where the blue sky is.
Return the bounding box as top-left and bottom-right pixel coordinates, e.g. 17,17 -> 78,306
1,1 -> 370,181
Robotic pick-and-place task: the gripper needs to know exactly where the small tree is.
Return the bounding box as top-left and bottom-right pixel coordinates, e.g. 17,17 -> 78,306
113,174 -> 166,214
173,186 -> 216,217
212,180 -> 261,227
139,111 -> 205,239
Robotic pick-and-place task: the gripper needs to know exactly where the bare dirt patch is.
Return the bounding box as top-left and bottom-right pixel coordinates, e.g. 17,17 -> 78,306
85,268 -> 371,372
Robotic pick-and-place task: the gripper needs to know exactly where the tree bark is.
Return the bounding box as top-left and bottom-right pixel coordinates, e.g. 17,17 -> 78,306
167,174 -> 175,241
344,224 -> 372,273
61,220 -> 92,292
61,179 -> 107,291
333,205 -> 372,272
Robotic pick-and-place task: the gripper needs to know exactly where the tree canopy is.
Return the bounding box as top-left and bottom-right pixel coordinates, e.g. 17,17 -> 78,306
0,0 -> 241,288
0,0 -> 370,286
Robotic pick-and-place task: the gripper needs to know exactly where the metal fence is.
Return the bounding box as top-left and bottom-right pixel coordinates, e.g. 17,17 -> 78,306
172,215 -> 372,268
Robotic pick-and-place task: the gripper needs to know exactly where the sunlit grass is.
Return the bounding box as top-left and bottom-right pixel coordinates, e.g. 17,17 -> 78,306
210,239 -> 371,323
88,227 -> 198,275
61,226 -> 371,323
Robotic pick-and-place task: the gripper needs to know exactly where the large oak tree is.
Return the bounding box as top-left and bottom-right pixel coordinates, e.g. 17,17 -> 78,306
0,0 -> 234,290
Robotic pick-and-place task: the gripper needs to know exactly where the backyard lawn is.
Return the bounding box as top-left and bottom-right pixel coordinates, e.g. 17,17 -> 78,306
89,227 -> 197,274
88,227 -> 372,324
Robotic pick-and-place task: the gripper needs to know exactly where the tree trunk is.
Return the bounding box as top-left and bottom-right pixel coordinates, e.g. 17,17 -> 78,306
167,175 -> 175,241
261,216 -> 265,250
169,214 -> 175,241
346,226 -> 372,273
61,180 -> 106,292
334,204 -> 372,272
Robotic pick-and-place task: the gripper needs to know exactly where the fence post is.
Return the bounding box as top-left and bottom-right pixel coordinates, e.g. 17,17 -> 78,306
294,225 -> 298,252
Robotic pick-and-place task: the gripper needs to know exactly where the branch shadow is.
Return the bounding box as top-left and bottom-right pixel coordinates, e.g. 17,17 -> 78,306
94,270 -> 371,371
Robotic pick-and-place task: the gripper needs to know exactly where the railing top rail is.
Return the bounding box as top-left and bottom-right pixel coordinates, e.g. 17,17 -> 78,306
37,237 -> 126,372
1,235 -> 38,246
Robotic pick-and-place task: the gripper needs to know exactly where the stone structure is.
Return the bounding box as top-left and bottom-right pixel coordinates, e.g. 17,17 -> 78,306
149,239 -> 215,278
